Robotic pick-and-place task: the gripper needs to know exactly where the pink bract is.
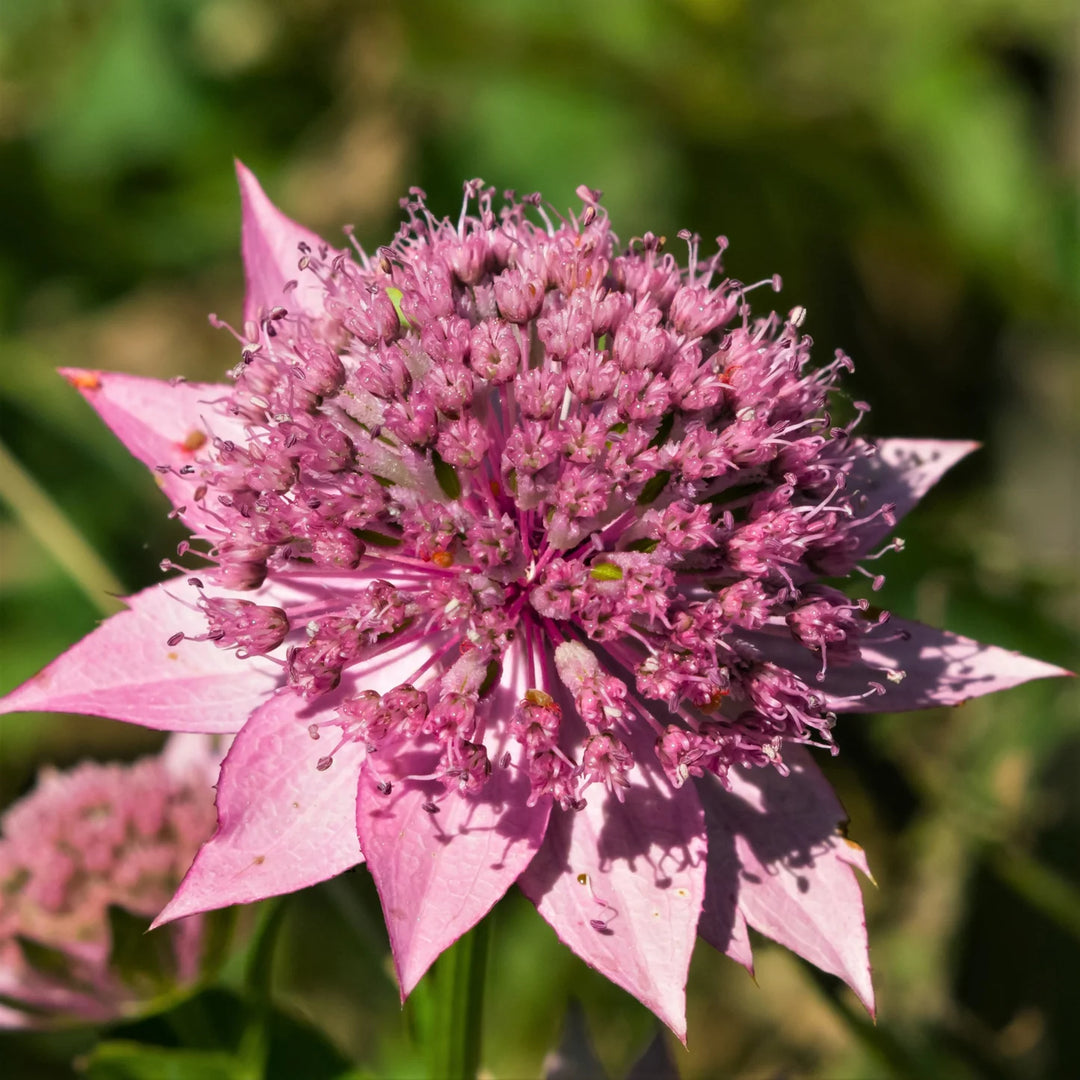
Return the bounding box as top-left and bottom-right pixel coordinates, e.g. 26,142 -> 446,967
1,165 -> 1070,1040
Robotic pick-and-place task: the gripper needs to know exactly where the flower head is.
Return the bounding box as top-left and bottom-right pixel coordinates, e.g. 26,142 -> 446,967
1,166 -> 1069,1039
0,736 -> 220,1027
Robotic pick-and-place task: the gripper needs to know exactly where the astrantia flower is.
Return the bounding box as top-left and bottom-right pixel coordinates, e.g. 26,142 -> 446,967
1,167 -> 1069,1038
0,736 -> 220,1026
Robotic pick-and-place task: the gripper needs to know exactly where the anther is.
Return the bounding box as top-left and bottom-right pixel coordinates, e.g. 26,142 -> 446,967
316,756 -> 334,771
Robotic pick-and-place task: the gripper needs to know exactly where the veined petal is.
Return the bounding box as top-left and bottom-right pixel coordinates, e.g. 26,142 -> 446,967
59,368 -> 242,536
236,160 -> 334,325
734,619 -> 1071,713
356,642 -> 551,997
0,581 -> 279,731
849,438 -> 980,553
152,689 -> 365,925
519,772 -> 707,1042
833,617 -> 1073,710
697,747 -> 875,1014
697,827 -> 754,973
357,739 -> 550,998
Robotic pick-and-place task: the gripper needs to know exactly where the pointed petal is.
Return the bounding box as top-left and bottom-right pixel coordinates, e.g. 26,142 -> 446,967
697,748 -> 875,1013
820,622 -> 1075,712
0,581 -> 279,731
153,689 -> 364,925
157,631 -> 458,925
59,368 -> 242,536
519,777 -> 707,1042
849,438 -> 980,553
697,818 -> 754,973
355,639 -> 551,997
735,618 -> 1072,713
830,617 -> 1073,711
235,160 -> 334,325
357,739 -> 550,998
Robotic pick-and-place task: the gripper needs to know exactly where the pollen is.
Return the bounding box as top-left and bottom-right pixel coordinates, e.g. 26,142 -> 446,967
65,370 -> 102,391
180,429 -> 208,452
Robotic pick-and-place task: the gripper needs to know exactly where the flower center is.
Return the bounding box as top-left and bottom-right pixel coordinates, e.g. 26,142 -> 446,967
160,181 -> 903,811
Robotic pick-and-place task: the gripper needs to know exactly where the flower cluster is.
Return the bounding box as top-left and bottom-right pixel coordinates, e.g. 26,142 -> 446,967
159,182 -> 891,804
0,737 -> 220,1027
1,167 -> 1066,1038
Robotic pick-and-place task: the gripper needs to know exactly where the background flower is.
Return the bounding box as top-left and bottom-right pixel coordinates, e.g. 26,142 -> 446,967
0,735 -> 221,1028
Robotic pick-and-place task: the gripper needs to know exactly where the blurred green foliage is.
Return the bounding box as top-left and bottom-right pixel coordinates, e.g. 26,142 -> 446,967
1,1 -> 1077,1076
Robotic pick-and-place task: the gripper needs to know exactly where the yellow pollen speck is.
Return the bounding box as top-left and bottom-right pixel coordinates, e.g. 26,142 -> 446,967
181,429 -> 207,452
577,873 -> 588,886
253,855 -> 266,865
676,888 -> 689,898
166,651 -> 179,661
292,802 -> 300,809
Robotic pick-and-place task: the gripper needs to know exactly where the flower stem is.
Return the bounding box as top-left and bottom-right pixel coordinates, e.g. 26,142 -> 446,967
0,438 -> 126,616
427,916 -> 491,1080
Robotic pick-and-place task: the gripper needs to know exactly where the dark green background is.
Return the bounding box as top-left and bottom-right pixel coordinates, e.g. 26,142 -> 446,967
1,1 -> 1077,1076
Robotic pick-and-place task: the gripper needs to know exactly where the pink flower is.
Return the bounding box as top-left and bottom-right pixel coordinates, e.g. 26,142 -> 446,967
1,166 -> 1069,1039
0,735 -> 221,1027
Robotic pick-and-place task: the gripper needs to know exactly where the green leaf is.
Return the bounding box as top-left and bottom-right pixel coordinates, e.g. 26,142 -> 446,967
81,1042 -> 245,1080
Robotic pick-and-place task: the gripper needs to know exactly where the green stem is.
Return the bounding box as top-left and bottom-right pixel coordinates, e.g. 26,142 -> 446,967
427,917 -> 491,1080
237,898 -> 289,1079
0,438 -> 126,616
